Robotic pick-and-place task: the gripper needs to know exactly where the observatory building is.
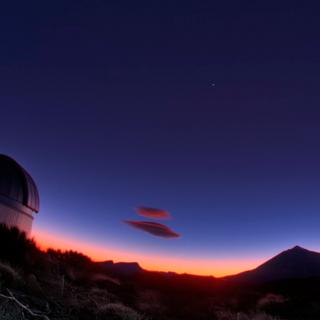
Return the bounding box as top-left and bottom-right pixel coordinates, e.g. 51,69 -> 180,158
0,154 -> 40,235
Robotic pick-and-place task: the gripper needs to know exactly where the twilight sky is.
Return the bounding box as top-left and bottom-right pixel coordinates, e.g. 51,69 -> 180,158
1,1 -> 320,276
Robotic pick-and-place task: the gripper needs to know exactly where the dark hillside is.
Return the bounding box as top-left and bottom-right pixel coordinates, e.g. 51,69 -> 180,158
0,224 -> 143,320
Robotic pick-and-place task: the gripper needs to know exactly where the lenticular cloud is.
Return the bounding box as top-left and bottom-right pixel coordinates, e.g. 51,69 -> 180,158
124,220 -> 180,238
136,206 -> 171,219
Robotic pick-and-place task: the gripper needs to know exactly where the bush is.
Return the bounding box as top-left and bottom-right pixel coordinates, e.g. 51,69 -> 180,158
136,289 -> 164,315
97,302 -> 145,320
0,224 -> 38,268
215,310 -> 282,320
0,261 -> 21,286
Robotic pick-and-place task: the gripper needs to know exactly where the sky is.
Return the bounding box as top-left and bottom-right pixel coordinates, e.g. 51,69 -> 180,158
1,1 -> 320,276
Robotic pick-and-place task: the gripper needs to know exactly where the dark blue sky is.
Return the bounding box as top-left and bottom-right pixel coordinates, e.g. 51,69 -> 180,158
1,1 -> 320,274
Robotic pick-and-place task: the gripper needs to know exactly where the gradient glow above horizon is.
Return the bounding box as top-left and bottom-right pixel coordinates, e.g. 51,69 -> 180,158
1,1 -> 320,276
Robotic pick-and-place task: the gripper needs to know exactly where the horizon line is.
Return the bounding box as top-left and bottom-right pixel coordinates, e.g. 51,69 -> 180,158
31,226 -> 310,277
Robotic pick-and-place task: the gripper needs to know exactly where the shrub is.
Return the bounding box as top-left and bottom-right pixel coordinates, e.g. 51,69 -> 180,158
215,310 -> 282,320
136,289 -> 164,315
258,293 -> 287,308
47,249 -> 92,268
0,261 -> 21,286
0,224 -> 38,267
97,302 -> 145,320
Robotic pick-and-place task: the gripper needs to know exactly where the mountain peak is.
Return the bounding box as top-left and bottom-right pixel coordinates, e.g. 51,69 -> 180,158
281,245 -> 311,256
290,245 -> 307,251
225,246 -> 320,283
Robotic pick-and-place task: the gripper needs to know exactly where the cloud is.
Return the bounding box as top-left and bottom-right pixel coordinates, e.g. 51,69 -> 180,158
135,206 -> 171,219
124,220 -> 180,238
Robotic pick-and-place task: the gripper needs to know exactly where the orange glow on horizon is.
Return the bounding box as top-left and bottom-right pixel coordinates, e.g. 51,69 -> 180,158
32,227 -> 262,277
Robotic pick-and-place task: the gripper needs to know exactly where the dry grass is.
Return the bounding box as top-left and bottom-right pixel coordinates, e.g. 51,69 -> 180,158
97,302 -> 145,320
215,310 -> 283,320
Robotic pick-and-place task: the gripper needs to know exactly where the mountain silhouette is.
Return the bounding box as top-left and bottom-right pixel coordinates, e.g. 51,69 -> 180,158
96,260 -> 143,275
95,246 -> 320,281
224,246 -> 320,283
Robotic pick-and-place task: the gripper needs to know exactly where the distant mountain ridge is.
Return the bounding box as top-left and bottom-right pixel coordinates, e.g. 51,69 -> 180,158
96,260 -> 143,275
224,246 -> 320,283
95,246 -> 320,282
